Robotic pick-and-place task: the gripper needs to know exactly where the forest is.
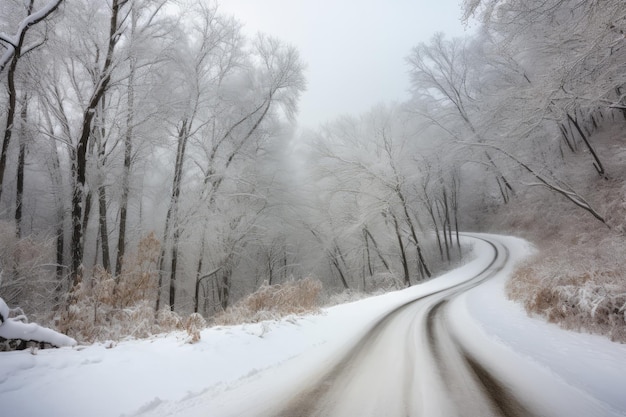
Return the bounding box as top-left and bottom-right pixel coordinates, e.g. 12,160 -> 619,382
0,0 -> 625,344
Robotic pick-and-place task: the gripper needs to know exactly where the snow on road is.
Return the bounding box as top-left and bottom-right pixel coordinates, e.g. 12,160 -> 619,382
1,234 -> 625,417
452,235 -> 626,416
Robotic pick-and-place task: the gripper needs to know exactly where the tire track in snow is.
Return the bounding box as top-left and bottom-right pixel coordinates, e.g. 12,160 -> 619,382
424,239 -> 535,417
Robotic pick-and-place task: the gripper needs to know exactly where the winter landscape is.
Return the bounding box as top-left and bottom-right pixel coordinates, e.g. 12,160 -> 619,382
1,0 -> 626,416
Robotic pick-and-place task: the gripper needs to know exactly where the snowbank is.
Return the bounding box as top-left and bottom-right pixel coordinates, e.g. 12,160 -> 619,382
0,297 -> 76,348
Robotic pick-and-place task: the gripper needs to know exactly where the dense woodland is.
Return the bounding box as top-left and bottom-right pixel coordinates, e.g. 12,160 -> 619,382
0,0 -> 624,342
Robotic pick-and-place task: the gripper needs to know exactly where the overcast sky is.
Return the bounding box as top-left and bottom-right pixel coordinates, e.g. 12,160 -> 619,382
218,0 -> 469,129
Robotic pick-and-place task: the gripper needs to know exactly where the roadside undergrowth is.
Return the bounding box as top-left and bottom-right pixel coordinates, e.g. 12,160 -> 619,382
508,236 -> 626,343
213,277 -> 323,325
493,122 -> 626,343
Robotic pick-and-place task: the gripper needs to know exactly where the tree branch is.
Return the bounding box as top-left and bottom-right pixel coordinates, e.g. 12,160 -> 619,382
0,0 -> 63,74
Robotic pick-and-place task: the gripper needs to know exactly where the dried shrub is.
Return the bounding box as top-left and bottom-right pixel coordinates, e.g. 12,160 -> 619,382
493,124 -> 626,344
0,221 -> 55,314
508,237 -> 626,343
184,313 -> 207,343
156,307 -> 183,331
116,232 -> 161,309
122,301 -> 158,339
214,277 -> 322,325
56,267 -> 116,342
58,233 -> 175,343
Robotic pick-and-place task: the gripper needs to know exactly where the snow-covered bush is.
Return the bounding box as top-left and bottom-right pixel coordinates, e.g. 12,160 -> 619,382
214,277 -> 322,325
510,247 -> 626,342
0,296 -> 76,351
508,236 -> 626,343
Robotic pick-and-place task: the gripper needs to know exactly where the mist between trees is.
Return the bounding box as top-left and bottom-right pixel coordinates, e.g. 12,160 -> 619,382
0,0 -> 624,341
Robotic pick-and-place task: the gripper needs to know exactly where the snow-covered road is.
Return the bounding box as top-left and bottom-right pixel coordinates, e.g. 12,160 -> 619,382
1,234 -> 626,417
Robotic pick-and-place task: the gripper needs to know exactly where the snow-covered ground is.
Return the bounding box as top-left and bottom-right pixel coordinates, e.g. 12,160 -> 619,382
1,234 -> 625,417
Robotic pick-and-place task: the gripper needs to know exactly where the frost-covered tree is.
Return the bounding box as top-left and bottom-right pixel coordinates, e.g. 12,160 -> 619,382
149,5 -> 306,312
305,104 -> 465,288
407,33 -> 514,204
0,0 -> 63,202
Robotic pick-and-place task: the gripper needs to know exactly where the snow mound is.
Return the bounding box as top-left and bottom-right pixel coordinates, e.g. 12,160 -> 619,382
0,297 -> 76,348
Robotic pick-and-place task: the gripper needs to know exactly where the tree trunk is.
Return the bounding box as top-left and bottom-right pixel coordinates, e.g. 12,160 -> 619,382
219,269 -> 231,310
396,187 -> 431,279
442,186 -> 452,262
485,151 -> 513,203
559,123 -> 576,152
43,114 -> 67,299
435,199 -> 450,261
391,213 -> 411,286
451,172 -> 461,252
15,95 -> 27,238
363,229 -> 374,277
96,98 -> 111,273
157,119 -> 189,312
333,243 -> 350,290
78,188 -> 93,264
363,227 -> 391,272
567,113 -> 606,178
169,228 -> 179,310
70,0 -> 124,287
268,254 -> 275,286
97,183 -> 111,272
0,44 -> 20,202
115,10 -> 138,278
422,183 -> 444,261
193,236 -> 205,314
55,222 -> 65,295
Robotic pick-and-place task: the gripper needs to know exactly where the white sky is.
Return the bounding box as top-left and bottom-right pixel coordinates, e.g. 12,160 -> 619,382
218,0 -> 470,129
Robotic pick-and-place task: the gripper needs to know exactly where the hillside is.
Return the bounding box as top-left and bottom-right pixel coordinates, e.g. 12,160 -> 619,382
487,121 -> 626,342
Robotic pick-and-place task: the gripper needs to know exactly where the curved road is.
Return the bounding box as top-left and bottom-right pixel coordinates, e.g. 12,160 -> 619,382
146,234 -> 624,417
272,236 -> 518,417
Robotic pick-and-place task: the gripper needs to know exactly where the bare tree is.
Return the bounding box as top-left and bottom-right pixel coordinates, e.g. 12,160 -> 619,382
0,0 -> 63,202
309,105 -> 440,287
68,0 -> 127,286
183,33 -> 305,311
407,33 -> 514,204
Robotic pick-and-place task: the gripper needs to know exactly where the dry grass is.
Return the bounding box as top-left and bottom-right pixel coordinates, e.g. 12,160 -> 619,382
506,228 -> 626,343
57,233 -> 206,343
508,239 -> 626,342
213,277 -> 323,325
0,221 -> 55,314
498,122 -> 626,343
184,313 -> 207,344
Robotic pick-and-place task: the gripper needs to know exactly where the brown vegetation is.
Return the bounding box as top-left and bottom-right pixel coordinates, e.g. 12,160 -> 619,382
214,277 -> 323,325
493,123 -> 626,343
57,233 -> 200,344
508,238 -> 626,342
